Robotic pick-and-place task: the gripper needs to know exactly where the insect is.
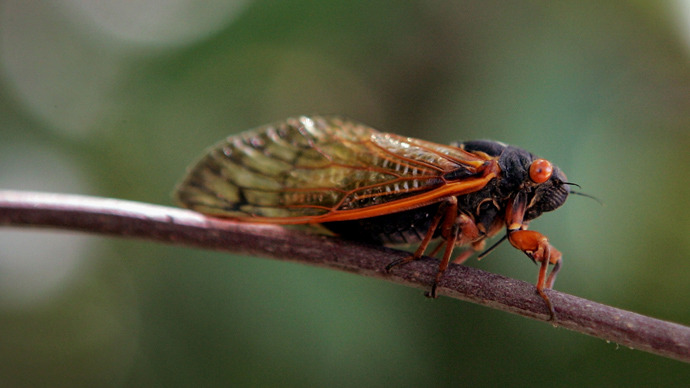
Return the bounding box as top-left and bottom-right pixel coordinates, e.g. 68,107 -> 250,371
175,116 -> 572,318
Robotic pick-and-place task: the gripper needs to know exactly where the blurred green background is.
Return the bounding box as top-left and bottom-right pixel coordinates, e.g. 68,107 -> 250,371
1,0 -> 690,386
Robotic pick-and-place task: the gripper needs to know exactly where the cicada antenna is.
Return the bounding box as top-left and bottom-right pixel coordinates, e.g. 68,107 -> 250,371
563,181 -> 603,205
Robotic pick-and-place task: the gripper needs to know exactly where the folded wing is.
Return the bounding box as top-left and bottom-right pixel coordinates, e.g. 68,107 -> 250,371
174,116 -> 493,223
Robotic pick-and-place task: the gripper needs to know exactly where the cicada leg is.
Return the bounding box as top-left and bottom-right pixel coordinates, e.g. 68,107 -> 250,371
507,229 -> 562,320
425,213 -> 484,298
384,198 -> 455,272
386,195 -> 488,299
386,197 -> 472,298
504,191 -> 562,320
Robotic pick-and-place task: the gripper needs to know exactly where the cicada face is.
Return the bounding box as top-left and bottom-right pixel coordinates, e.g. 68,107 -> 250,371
523,165 -> 569,220
456,140 -> 570,222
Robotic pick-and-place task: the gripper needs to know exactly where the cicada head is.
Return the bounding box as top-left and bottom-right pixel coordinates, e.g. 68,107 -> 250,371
456,140 -> 570,222
522,161 -> 569,221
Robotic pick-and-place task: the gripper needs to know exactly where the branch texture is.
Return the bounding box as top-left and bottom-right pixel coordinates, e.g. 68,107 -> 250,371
1,190 -> 689,363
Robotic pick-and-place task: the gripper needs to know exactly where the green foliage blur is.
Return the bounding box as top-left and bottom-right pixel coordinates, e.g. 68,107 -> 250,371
1,1 -> 690,386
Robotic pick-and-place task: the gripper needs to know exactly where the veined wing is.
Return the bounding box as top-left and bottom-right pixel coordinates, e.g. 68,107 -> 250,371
174,116 -> 497,223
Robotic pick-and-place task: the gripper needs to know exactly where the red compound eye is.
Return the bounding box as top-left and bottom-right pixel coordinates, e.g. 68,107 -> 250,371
529,159 -> 553,183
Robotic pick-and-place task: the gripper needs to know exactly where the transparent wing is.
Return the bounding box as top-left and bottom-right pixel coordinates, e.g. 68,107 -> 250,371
174,116 -> 493,222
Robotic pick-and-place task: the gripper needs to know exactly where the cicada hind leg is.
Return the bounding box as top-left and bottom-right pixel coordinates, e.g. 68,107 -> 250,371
385,197 -> 482,298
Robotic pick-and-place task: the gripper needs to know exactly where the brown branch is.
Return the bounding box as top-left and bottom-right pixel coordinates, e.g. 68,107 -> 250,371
1,190 -> 689,363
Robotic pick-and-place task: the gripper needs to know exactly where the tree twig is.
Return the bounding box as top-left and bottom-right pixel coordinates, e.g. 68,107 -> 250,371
1,190 -> 689,363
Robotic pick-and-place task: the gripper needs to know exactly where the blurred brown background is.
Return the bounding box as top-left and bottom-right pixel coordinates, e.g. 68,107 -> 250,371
1,1 -> 690,386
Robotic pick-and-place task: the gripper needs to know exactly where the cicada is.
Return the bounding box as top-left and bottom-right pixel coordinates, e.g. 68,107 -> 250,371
175,116 -> 571,317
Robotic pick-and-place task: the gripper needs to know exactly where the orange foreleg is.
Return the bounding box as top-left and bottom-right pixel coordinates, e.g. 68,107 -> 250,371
508,229 -> 562,319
